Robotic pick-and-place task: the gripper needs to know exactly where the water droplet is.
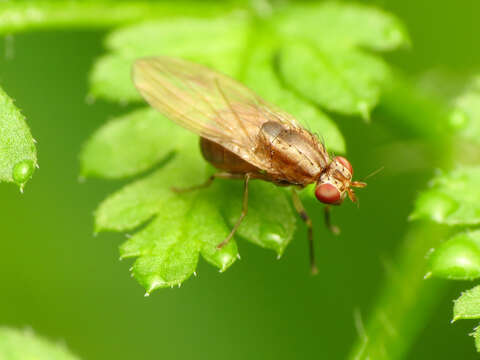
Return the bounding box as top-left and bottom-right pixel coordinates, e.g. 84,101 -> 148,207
12,159 -> 34,187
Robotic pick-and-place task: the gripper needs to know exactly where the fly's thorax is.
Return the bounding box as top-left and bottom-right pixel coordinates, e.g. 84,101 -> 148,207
255,121 -> 329,185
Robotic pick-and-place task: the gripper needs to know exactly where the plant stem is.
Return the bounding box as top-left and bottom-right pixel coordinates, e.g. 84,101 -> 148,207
348,221 -> 451,360
348,73 -> 454,359
0,1 -> 235,34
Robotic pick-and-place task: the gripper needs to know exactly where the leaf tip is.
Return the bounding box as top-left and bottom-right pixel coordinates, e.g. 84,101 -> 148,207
357,101 -> 371,122
424,271 -> 432,279
144,277 -> 166,295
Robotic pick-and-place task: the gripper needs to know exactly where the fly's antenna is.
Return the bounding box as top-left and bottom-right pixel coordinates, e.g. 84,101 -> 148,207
360,166 -> 384,182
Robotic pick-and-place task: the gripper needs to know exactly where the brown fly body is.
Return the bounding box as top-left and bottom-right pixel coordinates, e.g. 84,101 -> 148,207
133,56 -> 366,274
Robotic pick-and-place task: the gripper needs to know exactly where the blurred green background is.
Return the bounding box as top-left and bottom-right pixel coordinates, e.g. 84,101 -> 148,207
0,1 -> 479,359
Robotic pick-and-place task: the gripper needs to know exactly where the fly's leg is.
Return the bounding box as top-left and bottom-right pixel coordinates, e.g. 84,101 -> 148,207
324,206 -> 340,235
216,173 -> 251,249
171,172 -> 243,193
291,189 -> 318,275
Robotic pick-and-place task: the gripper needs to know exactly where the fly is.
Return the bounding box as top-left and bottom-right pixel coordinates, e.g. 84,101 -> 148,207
133,56 -> 366,274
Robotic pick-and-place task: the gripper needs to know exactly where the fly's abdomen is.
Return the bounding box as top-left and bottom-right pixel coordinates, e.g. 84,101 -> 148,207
200,137 -> 259,174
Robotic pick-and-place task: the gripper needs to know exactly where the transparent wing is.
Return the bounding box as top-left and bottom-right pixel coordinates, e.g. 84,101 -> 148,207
132,56 -> 303,171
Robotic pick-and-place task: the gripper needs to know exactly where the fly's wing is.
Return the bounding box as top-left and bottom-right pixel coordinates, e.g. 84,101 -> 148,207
132,56 -> 303,172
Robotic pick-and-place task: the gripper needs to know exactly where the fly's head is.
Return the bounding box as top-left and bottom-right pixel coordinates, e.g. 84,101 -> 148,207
315,156 -> 366,205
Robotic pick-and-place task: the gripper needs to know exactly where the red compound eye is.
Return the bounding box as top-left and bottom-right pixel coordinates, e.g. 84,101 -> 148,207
315,183 -> 341,205
335,156 -> 353,175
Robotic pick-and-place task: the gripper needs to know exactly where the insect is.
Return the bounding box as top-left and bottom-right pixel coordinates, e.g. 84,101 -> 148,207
133,56 -> 366,274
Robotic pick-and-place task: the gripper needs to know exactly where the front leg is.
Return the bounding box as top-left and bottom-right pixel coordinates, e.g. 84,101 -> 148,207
324,206 -> 340,235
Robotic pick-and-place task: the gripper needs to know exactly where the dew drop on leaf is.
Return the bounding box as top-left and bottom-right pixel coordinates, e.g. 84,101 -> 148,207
12,159 -> 34,187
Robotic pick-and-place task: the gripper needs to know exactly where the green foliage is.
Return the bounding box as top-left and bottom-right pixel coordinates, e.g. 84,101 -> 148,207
453,286 -> 480,351
415,163 -> 480,351
409,75 -> 480,352
82,2 -> 408,293
279,43 -> 389,120
410,167 -> 480,225
449,76 -> 480,146
80,108 -> 189,178
275,2 -> 409,119
273,2 -> 409,52
0,86 -> 37,190
0,327 -> 80,360
85,109 -> 294,293
3,0 -> 478,358
0,1 -> 232,34
454,286 -> 480,320
89,13 -> 250,103
427,231 -> 480,280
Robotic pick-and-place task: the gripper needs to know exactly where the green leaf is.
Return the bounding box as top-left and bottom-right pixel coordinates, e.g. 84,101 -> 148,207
0,86 -> 37,189
427,231 -> 480,280
80,107 -> 189,178
0,327 -> 80,360
85,2 -> 408,292
0,1 -> 233,34
223,180 -> 295,257
89,13 -> 250,102
274,2 -> 409,51
410,167 -> 480,225
242,40 -> 345,154
278,42 -> 390,119
454,286 -> 480,321
449,76 -> 480,145
94,140 -> 203,232
91,114 -> 295,292
273,2 -> 408,120
473,325 -> 480,352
